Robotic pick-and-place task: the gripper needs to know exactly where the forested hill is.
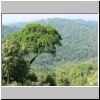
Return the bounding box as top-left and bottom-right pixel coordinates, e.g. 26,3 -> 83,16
2,18 -> 98,70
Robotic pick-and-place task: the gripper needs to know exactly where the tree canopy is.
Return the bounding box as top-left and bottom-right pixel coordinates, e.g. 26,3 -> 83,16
18,23 -> 62,55
15,23 -> 62,65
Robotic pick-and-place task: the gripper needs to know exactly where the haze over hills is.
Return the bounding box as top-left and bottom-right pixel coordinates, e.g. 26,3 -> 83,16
2,18 -> 98,71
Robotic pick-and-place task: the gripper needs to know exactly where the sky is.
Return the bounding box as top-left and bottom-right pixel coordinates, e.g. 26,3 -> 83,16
2,14 -> 98,25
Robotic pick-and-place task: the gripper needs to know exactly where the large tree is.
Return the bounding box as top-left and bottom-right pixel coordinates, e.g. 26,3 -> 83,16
2,23 -> 62,85
17,23 -> 62,66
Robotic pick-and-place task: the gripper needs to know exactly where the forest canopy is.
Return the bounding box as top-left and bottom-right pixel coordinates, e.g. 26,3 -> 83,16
2,18 -> 98,86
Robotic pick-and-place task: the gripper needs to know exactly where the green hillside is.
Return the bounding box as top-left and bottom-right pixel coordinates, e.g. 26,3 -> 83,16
2,18 -> 98,86
33,19 -> 98,71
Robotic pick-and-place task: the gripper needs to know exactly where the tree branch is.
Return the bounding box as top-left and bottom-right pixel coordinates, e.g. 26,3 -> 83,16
29,54 -> 38,66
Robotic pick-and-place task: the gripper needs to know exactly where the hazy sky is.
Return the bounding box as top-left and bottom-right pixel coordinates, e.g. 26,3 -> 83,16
2,14 -> 98,25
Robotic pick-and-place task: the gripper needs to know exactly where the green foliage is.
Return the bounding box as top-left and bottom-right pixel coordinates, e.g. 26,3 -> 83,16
86,71 -> 98,86
54,71 -> 70,86
18,23 -> 62,56
54,60 -> 98,86
35,71 -> 47,86
8,81 -> 18,86
2,23 -> 62,86
2,39 -> 29,84
45,73 -> 56,86
26,68 -> 37,82
2,19 -> 98,86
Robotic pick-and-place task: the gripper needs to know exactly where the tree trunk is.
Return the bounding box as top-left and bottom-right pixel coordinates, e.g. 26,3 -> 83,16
7,73 -> 9,85
29,55 -> 38,66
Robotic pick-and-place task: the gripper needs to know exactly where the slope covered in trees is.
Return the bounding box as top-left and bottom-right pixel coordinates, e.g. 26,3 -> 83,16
2,18 -> 98,86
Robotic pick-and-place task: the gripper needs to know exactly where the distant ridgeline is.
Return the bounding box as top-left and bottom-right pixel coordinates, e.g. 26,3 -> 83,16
2,18 -> 98,71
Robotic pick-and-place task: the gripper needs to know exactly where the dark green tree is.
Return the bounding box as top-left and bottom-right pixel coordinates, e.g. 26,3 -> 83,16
18,23 -> 62,66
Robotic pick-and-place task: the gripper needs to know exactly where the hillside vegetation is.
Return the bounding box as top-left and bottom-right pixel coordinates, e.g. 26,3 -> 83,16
2,18 -> 98,86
